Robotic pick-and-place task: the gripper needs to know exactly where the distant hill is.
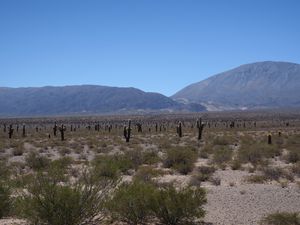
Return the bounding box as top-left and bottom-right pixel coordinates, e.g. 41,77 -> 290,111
0,85 -> 205,117
172,61 -> 300,110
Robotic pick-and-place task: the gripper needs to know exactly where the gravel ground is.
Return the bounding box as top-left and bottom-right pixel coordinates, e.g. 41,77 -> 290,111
203,170 -> 300,225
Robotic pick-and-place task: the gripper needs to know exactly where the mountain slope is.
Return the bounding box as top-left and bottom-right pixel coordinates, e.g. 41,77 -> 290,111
172,61 -> 300,110
0,85 -> 204,116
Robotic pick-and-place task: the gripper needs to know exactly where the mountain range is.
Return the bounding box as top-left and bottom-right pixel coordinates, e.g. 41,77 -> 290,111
1,61 -> 300,116
173,61 -> 300,111
0,85 -> 204,117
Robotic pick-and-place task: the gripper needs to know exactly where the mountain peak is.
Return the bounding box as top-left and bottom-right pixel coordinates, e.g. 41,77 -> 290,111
172,61 -> 300,110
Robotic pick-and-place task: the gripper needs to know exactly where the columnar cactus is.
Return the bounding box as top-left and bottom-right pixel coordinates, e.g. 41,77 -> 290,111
177,121 -> 182,138
22,124 -> 26,137
59,124 -> 66,141
196,118 -> 205,140
268,133 -> 272,145
124,120 -> 131,142
8,124 -> 14,139
3,124 -> 6,133
136,123 -> 142,133
53,122 -> 58,136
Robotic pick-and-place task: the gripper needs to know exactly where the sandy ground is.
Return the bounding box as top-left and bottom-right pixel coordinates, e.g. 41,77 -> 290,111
202,169 -> 300,224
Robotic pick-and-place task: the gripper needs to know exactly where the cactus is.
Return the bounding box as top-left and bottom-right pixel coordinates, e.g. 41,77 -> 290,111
59,124 -> 66,141
124,120 -> 131,142
136,123 -> 142,133
196,118 -> 205,140
177,121 -> 182,138
22,124 -> 26,137
53,122 -> 58,137
8,124 -> 14,139
3,124 -> 6,133
268,133 -> 272,145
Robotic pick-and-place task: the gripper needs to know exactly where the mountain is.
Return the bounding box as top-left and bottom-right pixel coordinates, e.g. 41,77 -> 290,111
172,61 -> 300,110
0,85 -> 206,117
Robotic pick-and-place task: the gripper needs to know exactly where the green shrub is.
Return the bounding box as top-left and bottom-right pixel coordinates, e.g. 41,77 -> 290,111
230,159 -> 242,170
199,144 -> 213,158
263,167 -> 284,181
292,162 -> 300,177
107,181 -> 155,225
212,146 -> 233,165
190,166 -> 216,185
164,147 -> 197,175
25,151 -> 50,171
213,136 -> 232,146
12,148 -> 24,156
287,151 -> 300,163
246,175 -> 266,184
238,143 -> 280,166
142,150 -> 161,165
133,166 -> 164,183
0,183 -> 10,219
151,185 -> 207,225
16,165 -> 117,225
0,161 -> 10,180
260,212 -> 300,225
92,154 -> 136,179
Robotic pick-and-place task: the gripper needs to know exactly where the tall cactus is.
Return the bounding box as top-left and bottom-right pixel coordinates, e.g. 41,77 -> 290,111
22,124 -> 26,137
177,121 -> 182,138
59,124 -> 66,141
124,120 -> 131,142
53,122 -> 58,137
196,117 -> 205,140
268,133 -> 272,145
8,124 -> 14,139
136,123 -> 142,133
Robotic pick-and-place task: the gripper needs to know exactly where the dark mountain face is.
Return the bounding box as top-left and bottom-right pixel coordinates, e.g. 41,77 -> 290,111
0,85 -> 205,117
172,61 -> 300,110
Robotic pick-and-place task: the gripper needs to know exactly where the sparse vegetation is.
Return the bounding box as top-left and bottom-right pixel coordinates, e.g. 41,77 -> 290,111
1,112 -> 300,225
164,146 -> 198,175
261,212 -> 300,225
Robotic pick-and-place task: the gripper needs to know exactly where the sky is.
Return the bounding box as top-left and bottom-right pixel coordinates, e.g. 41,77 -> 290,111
0,0 -> 300,96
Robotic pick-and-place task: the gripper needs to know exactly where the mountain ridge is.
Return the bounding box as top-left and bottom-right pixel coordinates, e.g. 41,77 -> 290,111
172,61 -> 300,110
0,85 -> 206,117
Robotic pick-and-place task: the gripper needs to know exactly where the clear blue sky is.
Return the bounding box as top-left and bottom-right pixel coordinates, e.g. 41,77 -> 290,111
1,0 -> 300,96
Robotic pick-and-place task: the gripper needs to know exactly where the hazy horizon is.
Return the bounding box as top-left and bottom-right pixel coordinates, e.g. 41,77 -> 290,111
1,0 -> 300,96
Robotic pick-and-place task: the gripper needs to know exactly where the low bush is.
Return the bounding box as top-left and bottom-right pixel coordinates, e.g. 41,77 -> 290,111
16,165 -> 117,225
292,162 -> 300,177
212,146 -> 233,166
25,151 -> 50,171
0,183 -> 10,219
238,142 -> 279,166
246,175 -> 266,184
133,166 -> 164,183
260,212 -> 300,225
213,136 -> 232,146
286,151 -> 300,164
163,147 -> 198,175
92,154 -> 132,179
262,167 -> 284,181
190,166 -> 216,185
107,181 -> 155,225
151,185 -> 207,225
